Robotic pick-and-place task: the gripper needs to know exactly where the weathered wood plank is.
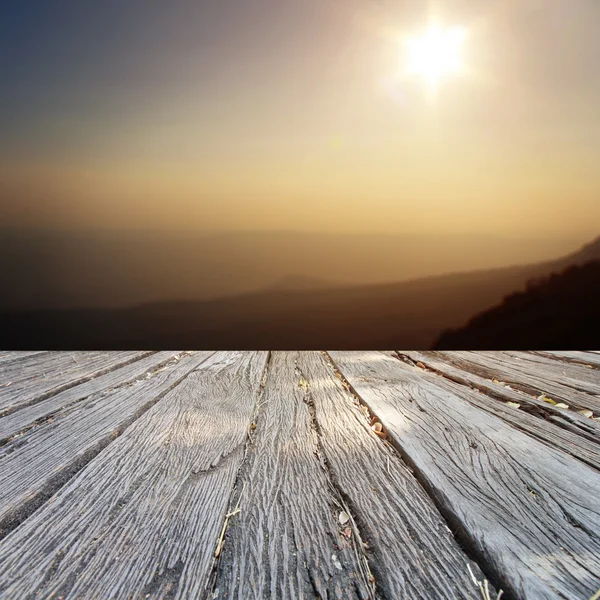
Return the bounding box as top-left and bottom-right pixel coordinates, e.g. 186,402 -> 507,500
0,351 -> 214,536
478,351 -> 600,395
0,351 -> 152,413
501,351 -> 600,386
436,351 -> 600,415
329,351 -> 600,600
0,351 -> 267,600
537,351 -> 600,368
0,352 -> 49,364
398,351 -> 600,446
214,351 -> 372,599
296,351 -> 491,599
0,351 -> 184,442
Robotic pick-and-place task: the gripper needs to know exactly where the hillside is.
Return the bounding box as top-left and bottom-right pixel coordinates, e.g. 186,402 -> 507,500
2,235 -> 599,349
0,228 -> 580,310
434,260 -> 600,349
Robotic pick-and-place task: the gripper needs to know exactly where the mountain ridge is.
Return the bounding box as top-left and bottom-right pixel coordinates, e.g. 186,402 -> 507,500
2,233 -> 598,349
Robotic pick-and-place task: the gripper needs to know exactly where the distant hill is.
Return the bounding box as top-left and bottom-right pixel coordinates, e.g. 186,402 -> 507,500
263,274 -> 337,292
433,260 -> 600,349
2,235 -> 599,349
0,228 -> 581,310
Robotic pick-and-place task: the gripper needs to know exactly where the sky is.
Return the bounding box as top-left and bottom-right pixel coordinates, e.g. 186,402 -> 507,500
1,0 -> 599,240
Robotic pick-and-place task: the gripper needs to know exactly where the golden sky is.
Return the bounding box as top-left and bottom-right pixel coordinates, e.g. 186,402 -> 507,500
1,0 -> 599,240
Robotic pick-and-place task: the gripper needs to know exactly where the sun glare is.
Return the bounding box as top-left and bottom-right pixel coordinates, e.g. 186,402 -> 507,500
404,24 -> 467,91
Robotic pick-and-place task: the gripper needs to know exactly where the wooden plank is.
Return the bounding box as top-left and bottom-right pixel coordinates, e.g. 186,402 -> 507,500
0,351 -> 184,442
0,351 -> 214,535
398,351 -> 600,444
478,351 -> 600,395
538,351 -> 600,368
0,352 -> 49,364
213,351 -> 373,599
394,352 -> 600,470
329,351 -> 600,600
0,351 -> 152,413
0,351 -> 267,599
502,351 -> 600,386
436,351 -> 600,415
296,352 -> 491,599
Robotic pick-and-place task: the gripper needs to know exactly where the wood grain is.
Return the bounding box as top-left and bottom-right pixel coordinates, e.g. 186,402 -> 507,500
0,351 -> 152,413
297,351 -> 491,599
500,351 -> 600,386
539,351 -> 600,367
0,351 -> 267,600
397,351 -> 600,449
0,351 -> 183,442
329,351 -> 600,600
214,351 -> 371,600
0,351 -> 214,536
436,351 -> 600,415
0,352 -> 49,364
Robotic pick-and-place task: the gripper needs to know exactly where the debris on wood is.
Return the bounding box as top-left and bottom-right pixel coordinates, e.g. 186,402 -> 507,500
537,394 -> 557,405
588,587 -> 600,600
339,511 -> 350,525
578,409 -> 594,419
331,554 -> 343,571
370,421 -> 386,438
215,484 -> 245,558
467,563 -> 503,600
506,402 -> 520,408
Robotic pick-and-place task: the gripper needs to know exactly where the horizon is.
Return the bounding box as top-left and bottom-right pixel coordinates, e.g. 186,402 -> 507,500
0,223 -> 591,242
1,226 -> 596,313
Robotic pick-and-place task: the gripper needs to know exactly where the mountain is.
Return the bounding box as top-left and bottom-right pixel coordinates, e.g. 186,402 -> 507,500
0,228 -> 580,310
263,274 -> 337,292
2,235 -> 598,349
434,260 -> 600,349
552,235 -> 600,268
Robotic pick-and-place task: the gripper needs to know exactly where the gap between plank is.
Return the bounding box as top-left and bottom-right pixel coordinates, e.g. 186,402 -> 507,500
296,360 -> 377,600
0,351 -> 156,418
203,351 -> 272,600
0,351 -> 213,542
322,351 -> 510,600
394,351 -> 600,446
0,352 -> 194,447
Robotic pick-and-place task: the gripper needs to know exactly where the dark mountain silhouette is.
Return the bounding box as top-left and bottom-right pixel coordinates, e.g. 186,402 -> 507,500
1,235 -> 599,349
433,260 -> 600,349
0,228 -> 579,310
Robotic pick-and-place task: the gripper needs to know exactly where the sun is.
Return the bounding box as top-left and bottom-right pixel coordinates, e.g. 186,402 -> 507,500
403,24 -> 467,91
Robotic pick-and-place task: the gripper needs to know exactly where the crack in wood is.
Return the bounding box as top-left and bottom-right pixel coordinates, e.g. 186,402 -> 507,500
0,356 -> 206,541
393,352 -> 600,472
397,351 -> 596,428
203,352 -> 272,600
296,361 -> 377,600
0,352 -> 192,447
324,352 -> 510,600
0,352 -> 156,418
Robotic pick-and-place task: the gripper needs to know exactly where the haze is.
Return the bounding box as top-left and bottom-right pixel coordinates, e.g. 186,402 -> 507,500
1,0 -> 599,241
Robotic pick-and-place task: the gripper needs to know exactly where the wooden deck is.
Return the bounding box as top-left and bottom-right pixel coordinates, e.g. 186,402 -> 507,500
0,351 -> 599,600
